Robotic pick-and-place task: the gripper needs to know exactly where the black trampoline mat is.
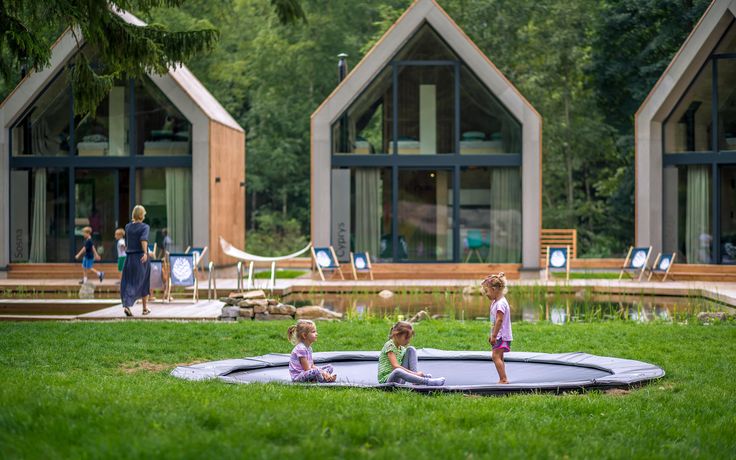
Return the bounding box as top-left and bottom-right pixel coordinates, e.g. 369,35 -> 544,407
226,359 -> 611,385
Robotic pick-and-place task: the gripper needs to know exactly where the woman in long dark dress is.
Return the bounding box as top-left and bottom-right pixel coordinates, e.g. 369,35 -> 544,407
120,205 -> 151,316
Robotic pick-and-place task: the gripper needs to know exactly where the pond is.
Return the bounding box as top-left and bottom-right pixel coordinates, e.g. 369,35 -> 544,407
281,289 -> 729,323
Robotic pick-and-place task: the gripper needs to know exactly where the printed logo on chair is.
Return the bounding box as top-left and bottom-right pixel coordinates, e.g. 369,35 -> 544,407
171,256 -> 194,286
659,258 -> 671,270
550,250 -> 567,268
631,251 -> 647,268
355,257 -> 367,269
316,250 -> 332,267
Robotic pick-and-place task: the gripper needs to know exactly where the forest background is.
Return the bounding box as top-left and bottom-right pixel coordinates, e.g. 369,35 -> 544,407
0,0 -> 713,257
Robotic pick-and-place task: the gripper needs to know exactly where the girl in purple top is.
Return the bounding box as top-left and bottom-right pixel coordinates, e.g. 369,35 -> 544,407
287,320 -> 336,383
482,272 -> 512,384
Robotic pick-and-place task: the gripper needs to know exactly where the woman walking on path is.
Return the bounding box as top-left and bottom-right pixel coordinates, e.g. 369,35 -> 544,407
120,205 -> 151,317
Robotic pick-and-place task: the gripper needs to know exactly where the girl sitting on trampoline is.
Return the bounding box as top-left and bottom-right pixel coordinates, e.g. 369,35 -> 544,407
377,321 -> 445,386
482,272 -> 512,384
287,319 -> 337,383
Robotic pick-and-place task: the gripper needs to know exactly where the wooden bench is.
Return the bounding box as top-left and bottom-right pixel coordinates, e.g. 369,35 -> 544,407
540,229 -> 577,265
666,263 -> 736,282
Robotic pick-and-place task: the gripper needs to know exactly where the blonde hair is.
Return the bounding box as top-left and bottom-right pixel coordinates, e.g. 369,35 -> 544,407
481,272 -> 508,296
115,228 -> 125,239
388,321 -> 415,340
131,205 -> 146,221
287,319 -> 316,345
82,226 -> 92,236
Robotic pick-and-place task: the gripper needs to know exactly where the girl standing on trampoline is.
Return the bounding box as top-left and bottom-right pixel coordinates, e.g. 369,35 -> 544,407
377,321 -> 445,386
287,320 -> 337,383
482,272 -> 512,383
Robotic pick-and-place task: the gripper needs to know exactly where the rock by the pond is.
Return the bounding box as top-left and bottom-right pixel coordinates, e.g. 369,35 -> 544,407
255,312 -> 293,321
239,307 -> 254,318
238,299 -> 269,308
268,303 -> 296,315
252,303 -> 268,314
221,306 -> 240,318
220,316 -> 236,322
462,285 -> 481,296
79,282 -> 95,299
228,290 -> 266,300
431,314 -> 448,320
697,311 -> 733,322
378,290 -> 394,299
220,297 -> 239,306
409,310 -> 430,323
267,298 -> 279,306
295,306 -> 343,320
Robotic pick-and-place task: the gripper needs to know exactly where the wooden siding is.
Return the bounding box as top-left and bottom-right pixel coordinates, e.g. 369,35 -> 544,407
8,263 -> 120,280
209,121 -> 246,265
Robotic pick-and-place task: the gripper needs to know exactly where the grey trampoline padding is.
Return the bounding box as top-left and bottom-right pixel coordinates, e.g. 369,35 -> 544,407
171,349 -> 665,395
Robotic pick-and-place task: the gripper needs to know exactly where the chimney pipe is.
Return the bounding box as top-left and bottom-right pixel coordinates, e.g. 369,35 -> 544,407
337,53 -> 348,83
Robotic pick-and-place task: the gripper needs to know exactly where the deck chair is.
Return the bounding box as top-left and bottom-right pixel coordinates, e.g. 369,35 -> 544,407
311,246 -> 345,281
545,246 -> 571,281
350,251 -> 374,280
619,246 -> 652,281
185,246 -> 208,279
168,252 -> 199,302
647,252 -> 676,281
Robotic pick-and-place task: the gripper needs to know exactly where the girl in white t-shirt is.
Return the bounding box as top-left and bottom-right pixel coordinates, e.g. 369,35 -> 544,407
482,272 -> 512,384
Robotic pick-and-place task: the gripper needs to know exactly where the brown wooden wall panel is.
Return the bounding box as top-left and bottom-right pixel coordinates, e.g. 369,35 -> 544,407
209,122 -> 246,265
354,263 -> 521,280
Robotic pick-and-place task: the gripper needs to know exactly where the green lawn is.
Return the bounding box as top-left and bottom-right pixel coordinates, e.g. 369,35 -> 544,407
1,320 -> 734,459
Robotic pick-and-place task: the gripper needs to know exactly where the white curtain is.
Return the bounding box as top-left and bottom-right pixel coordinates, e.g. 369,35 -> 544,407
685,165 -> 710,263
29,169 -> 47,262
355,169 -> 381,256
165,168 -> 192,253
488,168 -> 521,263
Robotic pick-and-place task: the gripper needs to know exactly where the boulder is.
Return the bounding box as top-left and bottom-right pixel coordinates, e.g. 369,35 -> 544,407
295,306 -> 343,320
252,303 -> 269,314
220,297 -> 239,306
267,298 -> 279,306
431,314 -> 448,320
409,310 -> 430,323
239,307 -> 254,318
238,299 -> 269,308
697,312 -> 733,322
255,313 -> 293,321
228,290 -> 266,300
268,303 -> 296,316
79,282 -> 95,299
221,306 -> 240,318
378,290 -> 394,299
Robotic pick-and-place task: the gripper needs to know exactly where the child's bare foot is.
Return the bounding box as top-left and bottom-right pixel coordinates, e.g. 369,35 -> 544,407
497,379 -> 509,384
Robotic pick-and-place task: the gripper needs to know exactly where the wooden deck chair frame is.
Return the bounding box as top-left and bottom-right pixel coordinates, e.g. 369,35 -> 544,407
350,251 -> 374,280
545,246 -> 570,281
185,246 -> 209,279
647,253 -> 676,282
618,246 -> 653,281
167,253 -> 199,302
311,246 -> 345,281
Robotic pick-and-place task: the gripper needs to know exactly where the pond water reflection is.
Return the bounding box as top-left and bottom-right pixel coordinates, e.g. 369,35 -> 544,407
281,290 -> 727,323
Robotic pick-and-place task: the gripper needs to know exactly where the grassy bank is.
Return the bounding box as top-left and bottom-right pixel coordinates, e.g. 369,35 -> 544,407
0,320 -> 734,459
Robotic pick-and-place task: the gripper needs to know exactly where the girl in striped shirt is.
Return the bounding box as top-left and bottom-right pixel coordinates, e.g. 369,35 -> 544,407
377,321 -> 445,386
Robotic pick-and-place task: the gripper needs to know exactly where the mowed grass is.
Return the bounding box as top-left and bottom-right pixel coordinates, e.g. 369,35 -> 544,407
0,320 -> 734,459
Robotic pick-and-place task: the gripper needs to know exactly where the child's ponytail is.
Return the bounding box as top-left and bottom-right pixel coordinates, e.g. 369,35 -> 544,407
287,319 -> 315,345
388,321 -> 415,340
481,272 -> 508,296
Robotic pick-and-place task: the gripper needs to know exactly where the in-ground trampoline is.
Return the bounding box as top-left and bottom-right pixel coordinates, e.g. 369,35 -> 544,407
172,349 -> 664,395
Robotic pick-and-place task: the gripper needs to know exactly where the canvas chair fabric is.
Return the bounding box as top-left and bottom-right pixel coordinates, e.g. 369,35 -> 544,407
185,246 -> 208,278
312,247 -> 345,281
647,253 -> 676,282
619,246 -> 652,281
545,246 -> 570,281
350,252 -> 374,280
168,252 -> 199,302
